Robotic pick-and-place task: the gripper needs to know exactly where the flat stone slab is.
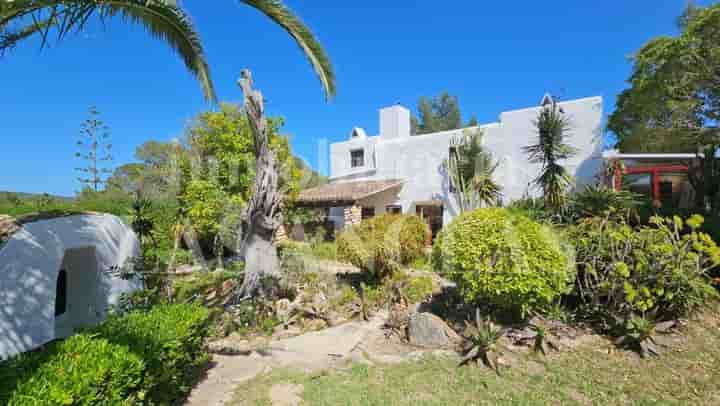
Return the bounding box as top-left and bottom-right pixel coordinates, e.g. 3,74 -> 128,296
184,313 -> 386,405
184,354 -> 267,406
267,313 -> 386,368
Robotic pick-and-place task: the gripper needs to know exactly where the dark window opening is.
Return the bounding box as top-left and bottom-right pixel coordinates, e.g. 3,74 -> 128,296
55,269 -> 67,317
416,205 -> 444,243
659,181 -> 675,206
351,149 -> 365,168
386,205 -> 402,214
361,207 -> 375,220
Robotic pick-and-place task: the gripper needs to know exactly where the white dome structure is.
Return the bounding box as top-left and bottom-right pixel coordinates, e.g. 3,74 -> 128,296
0,213 -> 141,359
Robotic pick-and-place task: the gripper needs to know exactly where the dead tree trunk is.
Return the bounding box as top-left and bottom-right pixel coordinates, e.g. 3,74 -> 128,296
236,70 -> 283,299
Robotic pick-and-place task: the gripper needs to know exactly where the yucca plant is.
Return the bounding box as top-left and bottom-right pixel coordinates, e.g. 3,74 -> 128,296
459,308 -> 503,373
445,130 -> 502,212
524,99 -> 576,212
0,0 -> 336,101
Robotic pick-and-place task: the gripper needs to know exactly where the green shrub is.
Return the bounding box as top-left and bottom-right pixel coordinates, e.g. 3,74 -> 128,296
337,214 -> 427,278
1,335 -> 146,405
113,288 -> 165,315
433,208 -> 574,318
277,240 -> 338,262
172,270 -> 242,303
385,272 -> 435,304
570,215 -> 720,322
569,184 -> 642,220
310,241 -> 338,261
93,304 -> 210,404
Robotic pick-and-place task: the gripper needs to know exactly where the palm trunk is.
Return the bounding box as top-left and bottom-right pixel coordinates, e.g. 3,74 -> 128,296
236,70 -> 283,300
167,223 -> 183,272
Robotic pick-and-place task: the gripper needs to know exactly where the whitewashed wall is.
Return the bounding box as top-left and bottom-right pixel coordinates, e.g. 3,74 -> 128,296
329,96 -> 604,226
0,214 -> 141,359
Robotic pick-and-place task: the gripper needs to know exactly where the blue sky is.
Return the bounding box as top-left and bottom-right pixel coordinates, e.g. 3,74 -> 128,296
0,1 -> 708,196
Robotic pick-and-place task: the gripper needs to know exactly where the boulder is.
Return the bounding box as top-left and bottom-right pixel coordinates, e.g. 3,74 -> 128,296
407,312 -> 461,349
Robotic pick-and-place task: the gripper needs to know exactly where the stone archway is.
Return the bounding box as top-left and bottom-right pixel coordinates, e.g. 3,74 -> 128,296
54,247 -> 100,338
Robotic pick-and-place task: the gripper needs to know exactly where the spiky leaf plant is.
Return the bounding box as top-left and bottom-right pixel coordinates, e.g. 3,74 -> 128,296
530,324 -> 547,355
445,130 -> 502,212
459,308 -> 503,373
524,99 -> 577,212
615,315 -> 676,358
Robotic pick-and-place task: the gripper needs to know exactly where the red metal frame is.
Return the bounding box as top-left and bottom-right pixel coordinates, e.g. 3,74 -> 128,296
612,162 -> 689,203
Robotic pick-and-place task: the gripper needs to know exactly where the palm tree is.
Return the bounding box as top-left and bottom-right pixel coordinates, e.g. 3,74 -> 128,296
523,99 -> 576,211
445,129 -> 502,212
0,0 -> 336,101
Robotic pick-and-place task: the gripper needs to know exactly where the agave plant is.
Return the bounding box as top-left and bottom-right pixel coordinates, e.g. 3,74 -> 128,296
0,0 -> 336,101
615,315 -> 676,358
529,323 -> 548,355
459,308 -> 503,373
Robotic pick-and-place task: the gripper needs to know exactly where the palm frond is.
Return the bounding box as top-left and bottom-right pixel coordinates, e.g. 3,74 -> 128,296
240,0 -> 336,100
0,16 -> 53,54
1,0 -> 216,102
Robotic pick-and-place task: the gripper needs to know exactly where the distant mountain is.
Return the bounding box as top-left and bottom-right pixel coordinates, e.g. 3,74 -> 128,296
0,191 -> 74,202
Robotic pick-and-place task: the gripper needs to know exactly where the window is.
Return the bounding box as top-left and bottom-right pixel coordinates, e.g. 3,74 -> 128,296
351,149 -> 364,168
386,205 -> 402,214
361,207 -> 375,220
55,269 -> 67,317
660,181 -> 674,201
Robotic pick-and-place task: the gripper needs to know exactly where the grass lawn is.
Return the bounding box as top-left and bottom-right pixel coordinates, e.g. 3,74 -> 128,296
230,312 -> 720,405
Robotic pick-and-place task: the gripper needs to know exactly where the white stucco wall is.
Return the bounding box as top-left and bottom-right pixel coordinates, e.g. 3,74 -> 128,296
0,213 -> 141,360
329,96 -> 604,225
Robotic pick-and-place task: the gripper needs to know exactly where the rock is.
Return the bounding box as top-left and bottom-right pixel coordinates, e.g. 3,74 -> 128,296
303,318 -> 328,332
275,299 -> 294,320
407,312 -> 461,349
205,289 -> 218,302
221,279 -> 236,296
654,320 -> 678,333
207,337 -> 252,355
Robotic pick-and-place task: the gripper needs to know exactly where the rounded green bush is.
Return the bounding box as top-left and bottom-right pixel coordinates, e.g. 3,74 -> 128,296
3,335 -> 146,405
432,208 -> 574,317
337,214 -> 428,278
95,304 -> 210,404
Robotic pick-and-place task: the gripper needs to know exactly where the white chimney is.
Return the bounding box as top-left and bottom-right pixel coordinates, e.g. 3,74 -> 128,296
379,105 -> 411,140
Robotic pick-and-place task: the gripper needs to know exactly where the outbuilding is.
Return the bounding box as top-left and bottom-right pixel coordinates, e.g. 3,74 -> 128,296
0,212 -> 141,359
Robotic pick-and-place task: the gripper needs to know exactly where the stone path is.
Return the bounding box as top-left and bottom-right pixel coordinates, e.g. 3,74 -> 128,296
183,313 -> 386,406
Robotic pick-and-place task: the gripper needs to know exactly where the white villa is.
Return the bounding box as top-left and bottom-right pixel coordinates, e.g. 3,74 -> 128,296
298,95 -> 604,236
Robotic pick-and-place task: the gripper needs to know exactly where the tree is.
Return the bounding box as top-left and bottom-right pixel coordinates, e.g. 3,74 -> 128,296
607,3 -> 720,210
444,129 -> 501,212
236,69 -> 284,299
183,103 -> 301,253
1,0 -> 336,100
411,92 -> 464,135
524,100 -> 576,211
75,106 -> 113,192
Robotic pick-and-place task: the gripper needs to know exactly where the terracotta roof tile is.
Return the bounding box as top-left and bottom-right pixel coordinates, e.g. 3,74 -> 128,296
297,179 -> 404,206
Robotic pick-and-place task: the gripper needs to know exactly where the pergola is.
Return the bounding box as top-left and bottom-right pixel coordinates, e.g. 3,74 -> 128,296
604,151 -> 693,204
296,179 -> 405,228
